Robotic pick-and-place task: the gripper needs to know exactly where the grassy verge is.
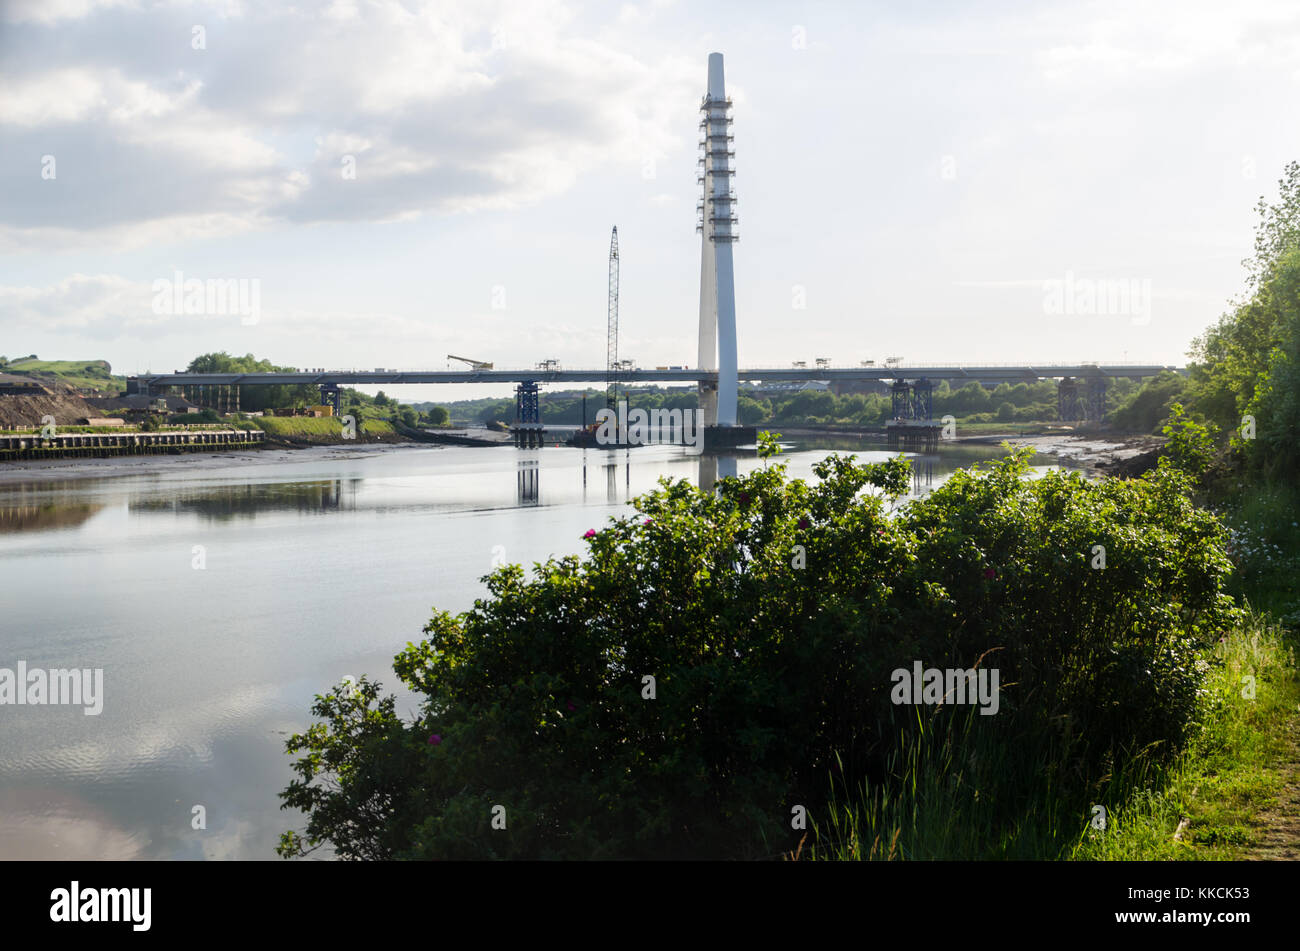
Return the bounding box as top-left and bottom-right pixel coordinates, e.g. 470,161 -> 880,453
3,358 -> 125,393
253,416 -> 397,440
1072,611 -> 1298,859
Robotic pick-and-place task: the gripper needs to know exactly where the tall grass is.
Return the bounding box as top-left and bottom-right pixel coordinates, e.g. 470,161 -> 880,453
1073,611 -> 1297,859
806,609 -> 1297,860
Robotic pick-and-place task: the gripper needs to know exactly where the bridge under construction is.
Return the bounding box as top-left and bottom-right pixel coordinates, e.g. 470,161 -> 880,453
131,53 -> 1180,450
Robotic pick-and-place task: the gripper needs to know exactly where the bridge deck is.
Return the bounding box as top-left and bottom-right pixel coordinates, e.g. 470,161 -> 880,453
138,365 -> 1179,387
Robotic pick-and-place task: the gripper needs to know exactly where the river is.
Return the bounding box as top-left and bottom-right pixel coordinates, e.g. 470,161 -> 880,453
0,437 -> 1060,859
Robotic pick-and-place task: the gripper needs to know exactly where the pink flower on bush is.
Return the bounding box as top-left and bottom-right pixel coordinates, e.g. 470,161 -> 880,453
798,517 -> 810,530
428,734 -> 442,745
567,700 -> 577,711
644,519 -> 652,526
583,529 -> 597,538
984,567 -> 996,580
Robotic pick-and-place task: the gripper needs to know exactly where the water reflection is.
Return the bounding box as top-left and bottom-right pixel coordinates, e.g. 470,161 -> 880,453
129,479 -> 358,520
0,500 -> 103,534
0,438 -> 1055,860
912,454 -> 936,496
517,458 -> 539,506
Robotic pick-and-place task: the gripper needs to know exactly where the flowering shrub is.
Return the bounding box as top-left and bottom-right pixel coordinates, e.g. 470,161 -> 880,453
278,449 -> 1238,860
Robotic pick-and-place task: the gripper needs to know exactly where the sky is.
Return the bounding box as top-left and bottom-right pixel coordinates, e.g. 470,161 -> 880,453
3,0 -> 1299,402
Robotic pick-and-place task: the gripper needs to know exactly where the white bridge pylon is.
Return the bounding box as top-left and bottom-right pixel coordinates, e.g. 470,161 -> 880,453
697,52 -> 739,429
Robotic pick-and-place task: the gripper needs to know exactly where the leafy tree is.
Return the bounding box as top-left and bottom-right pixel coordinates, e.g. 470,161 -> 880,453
185,352 -> 316,412
1110,371 -> 1188,433
737,394 -> 768,424
1244,159 -> 1300,291
426,406 -> 450,425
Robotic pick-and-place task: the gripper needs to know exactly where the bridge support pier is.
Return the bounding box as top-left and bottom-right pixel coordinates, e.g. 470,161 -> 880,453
1058,378 -> 1081,421
885,378 -> 940,452
912,378 -> 933,419
1086,377 -> 1107,422
319,383 -> 341,415
1058,377 -> 1106,423
890,380 -> 912,419
513,381 -> 544,448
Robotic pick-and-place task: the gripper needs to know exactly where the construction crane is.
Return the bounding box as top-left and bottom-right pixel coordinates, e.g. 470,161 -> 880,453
606,226 -> 619,409
447,354 -> 493,370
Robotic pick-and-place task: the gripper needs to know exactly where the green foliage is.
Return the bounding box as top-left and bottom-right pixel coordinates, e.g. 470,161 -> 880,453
1170,165 -> 1300,484
1244,159 -> 1300,291
425,406 -> 450,426
253,416 -> 394,438
737,394 -> 768,424
1110,371 -> 1188,433
1071,610 -> 1298,860
1160,403 -> 1218,476
168,408 -> 221,425
279,450 -> 1237,860
186,352 -> 316,412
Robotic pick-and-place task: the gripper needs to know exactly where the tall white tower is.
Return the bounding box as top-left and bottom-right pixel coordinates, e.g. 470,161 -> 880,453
696,52 -> 739,428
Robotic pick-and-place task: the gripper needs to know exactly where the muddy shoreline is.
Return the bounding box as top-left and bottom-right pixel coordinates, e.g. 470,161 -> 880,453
0,442 -> 438,485
971,432 -> 1166,476
0,428 -> 1165,485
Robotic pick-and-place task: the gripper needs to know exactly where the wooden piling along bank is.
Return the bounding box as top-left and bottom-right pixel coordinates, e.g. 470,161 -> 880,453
0,429 -> 266,460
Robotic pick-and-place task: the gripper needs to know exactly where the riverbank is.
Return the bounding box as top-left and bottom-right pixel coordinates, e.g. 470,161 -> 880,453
0,442 -> 437,485
973,432 -> 1164,476
774,425 -> 1164,476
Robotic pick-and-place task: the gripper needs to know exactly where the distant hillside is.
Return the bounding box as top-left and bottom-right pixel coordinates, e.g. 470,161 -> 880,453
0,357 -> 125,394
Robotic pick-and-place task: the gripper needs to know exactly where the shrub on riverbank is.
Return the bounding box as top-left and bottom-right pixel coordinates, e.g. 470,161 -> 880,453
277,447 -> 1237,860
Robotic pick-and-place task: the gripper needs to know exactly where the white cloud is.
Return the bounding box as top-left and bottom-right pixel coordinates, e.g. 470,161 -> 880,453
2,0 -> 138,26
0,0 -> 696,249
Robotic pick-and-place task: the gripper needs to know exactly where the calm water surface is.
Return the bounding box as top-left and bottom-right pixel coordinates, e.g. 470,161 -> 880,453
0,439 -> 1060,859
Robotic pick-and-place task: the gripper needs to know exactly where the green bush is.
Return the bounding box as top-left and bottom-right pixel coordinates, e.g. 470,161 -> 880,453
1161,402 -> 1218,476
278,450 -> 1238,860
168,408 -> 221,425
